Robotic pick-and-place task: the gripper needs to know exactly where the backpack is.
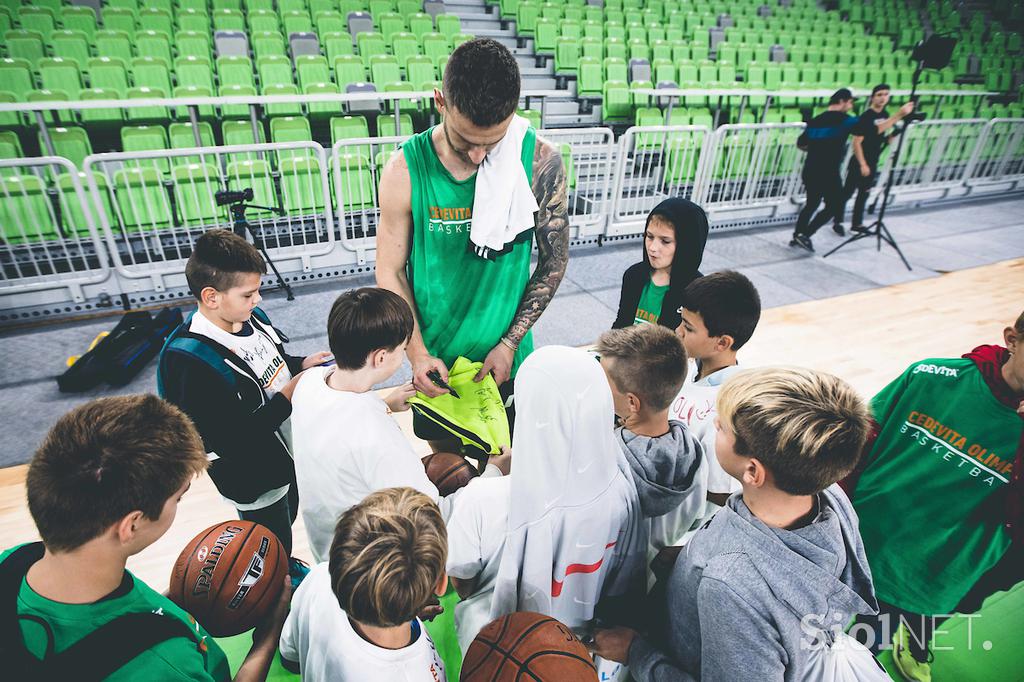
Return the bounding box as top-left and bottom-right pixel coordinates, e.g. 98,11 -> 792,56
0,543 -> 202,681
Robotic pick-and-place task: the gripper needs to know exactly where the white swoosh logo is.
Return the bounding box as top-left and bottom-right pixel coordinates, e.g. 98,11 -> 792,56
535,421 -> 549,429
577,460 -> 593,474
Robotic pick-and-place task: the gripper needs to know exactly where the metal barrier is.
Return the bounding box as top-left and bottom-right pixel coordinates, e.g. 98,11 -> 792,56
0,156 -> 114,309
698,123 -> 806,222
608,125 -> 712,236
535,128 -> 617,239
881,118 -> 990,204
965,118 -> 1024,193
82,142 -> 334,294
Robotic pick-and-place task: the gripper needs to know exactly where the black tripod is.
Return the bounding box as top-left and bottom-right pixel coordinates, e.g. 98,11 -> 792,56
823,66 -> 923,271
228,200 -> 296,301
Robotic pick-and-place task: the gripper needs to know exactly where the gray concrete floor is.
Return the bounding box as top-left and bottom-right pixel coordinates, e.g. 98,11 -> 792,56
2,196 -> 1022,467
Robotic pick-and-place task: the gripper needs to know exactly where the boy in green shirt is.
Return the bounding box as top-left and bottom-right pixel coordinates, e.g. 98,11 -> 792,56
847,311 -> 1024,682
1,394 -> 289,680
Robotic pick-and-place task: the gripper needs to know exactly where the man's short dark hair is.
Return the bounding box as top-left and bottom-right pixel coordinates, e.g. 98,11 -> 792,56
27,395 -> 208,552
185,229 -> 266,298
871,83 -> 892,96
682,270 -> 762,350
442,38 -> 520,126
829,87 -> 855,104
596,325 -> 687,412
327,287 -> 414,369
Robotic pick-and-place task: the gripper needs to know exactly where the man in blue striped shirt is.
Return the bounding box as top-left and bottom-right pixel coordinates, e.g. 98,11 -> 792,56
790,89 -> 859,252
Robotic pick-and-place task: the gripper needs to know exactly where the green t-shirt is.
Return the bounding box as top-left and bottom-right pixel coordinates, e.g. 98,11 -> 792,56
402,126 -> 536,377
0,545 -> 231,681
634,279 -> 669,325
852,358 -> 1019,614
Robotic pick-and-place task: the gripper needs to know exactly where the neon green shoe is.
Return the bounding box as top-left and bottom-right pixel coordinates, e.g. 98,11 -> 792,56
892,623 -> 932,682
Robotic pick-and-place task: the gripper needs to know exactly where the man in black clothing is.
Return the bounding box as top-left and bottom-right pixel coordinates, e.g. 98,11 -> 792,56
790,88 -> 859,252
834,84 -> 916,234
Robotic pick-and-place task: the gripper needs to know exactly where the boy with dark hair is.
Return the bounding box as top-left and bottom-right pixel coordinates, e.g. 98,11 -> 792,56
158,229 -> 330,571
376,37 -> 569,452
280,487 -> 448,680
592,367 -> 880,680
670,270 -> 762,517
1,395 -> 289,681
290,287 -> 507,562
845,310 -> 1024,682
596,325 -> 707,566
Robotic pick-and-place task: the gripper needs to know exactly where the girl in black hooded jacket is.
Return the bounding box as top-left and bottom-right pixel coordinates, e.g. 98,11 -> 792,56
612,198 -> 710,330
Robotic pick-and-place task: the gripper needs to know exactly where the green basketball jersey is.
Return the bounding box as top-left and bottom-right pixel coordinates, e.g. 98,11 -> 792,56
402,125 -> 537,377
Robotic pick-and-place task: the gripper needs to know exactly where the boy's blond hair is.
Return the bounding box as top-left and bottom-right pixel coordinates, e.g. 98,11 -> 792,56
328,487 -> 447,627
596,324 -> 688,411
716,367 -> 869,495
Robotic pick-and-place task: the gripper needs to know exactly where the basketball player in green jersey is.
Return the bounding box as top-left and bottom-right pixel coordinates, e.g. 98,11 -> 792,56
376,38 -> 569,451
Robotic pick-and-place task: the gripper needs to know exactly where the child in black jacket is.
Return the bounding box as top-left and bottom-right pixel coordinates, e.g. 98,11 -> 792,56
158,230 -> 330,577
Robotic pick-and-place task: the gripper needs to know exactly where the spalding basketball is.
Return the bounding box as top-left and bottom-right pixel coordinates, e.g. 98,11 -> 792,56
422,452 -> 478,496
461,612 -> 598,682
168,520 -> 287,637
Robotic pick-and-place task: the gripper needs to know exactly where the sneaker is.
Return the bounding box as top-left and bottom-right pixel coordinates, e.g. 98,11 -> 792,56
851,224 -> 871,234
833,223 -> 846,236
892,623 -> 933,682
789,234 -> 814,252
288,557 -> 311,590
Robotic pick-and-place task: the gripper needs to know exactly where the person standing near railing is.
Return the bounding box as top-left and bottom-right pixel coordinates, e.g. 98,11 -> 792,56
790,88 -> 860,252
375,38 -> 569,453
834,85 -> 915,235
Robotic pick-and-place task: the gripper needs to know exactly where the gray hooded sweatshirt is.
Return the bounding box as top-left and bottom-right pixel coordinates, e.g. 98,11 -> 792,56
617,421 -> 708,555
628,484 -> 878,681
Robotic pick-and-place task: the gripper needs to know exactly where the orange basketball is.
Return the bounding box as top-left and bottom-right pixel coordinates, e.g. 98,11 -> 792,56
461,612 -> 598,682
168,520 -> 287,637
422,451 -> 478,496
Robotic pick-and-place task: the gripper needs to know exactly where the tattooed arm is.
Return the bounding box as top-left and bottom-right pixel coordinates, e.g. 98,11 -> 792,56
474,137 -> 570,385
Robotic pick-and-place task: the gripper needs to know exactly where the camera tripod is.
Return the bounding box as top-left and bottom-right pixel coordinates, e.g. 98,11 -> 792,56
228,200 -> 295,301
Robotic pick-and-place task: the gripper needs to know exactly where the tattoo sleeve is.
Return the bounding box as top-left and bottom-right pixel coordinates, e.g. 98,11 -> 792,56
505,139 -> 570,346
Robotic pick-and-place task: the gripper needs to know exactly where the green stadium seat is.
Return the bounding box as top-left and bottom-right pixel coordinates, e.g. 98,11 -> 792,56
516,0 -> 539,37
560,19 -> 581,40
87,57 -> 129,95
0,129 -> 21,166
333,152 -> 375,211
577,56 -> 602,96
222,118 -> 267,152
652,58 -> 675,84
178,0 -> 207,10
178,32 -> 212,60
169,121 -> 215,159
377,12 -> 405,42
369,55 -> 402,85
392,32 -> 420,64
407,12 -> 433,39
56,171 -> 114,237
226,159 -> 278,216
177,8 -> 211,34
0,174 -> 58,242
315,10 -> 346,36
213,9 -> 246,32
580,36 -> 602,60
628,38 -> 650,61
218,84 -> 256,119
94,30 -> 132,63
102,7 -> 136,35
540,2 -> 561,20
435,14 -> 461,40
57,6 -> 96,42
217,56 -> 256,89
136,31 -> 172,65
172,162 -> 222,226
262,83 -> 303,117
5,29 -> 46,67
105,0 -> 138,11
602,79 -> 631,120
49,30 -> 89,67
563,6 -> 583,22
330,114 -> 370,160
296,55 -> 331,90
396,0 -> 421,14
252,31 -> 287,58
282,11 -> 314,35
175,56 -> 216,92
0,58 -> 36,100
405,55 -> 436,88
39,58 -> 83,100
112,165 -> 172,231
378,111 -> 413,136
603,57 -> 627,82
605,36 -> 627,60
122,124 -> 170,173
43,126 -> 92,168
280,155 -> 326,215
421,32 -> 450,63
582,19 -> 602,40
28,88 -> 74,126
368,0 -> 392,15
137,8 -> 172,34
18,6 -> 55,39
357,32 -> 388,67
534,17 -> 557,53
554,37 -> 581,74
129,58 -> 172,107
258,55 -> 295,87
270,115 -> 312,163
334,55 -> 367,88
0,91 -> 19,129
305,81 -> 342,120
248,9 -> 281,33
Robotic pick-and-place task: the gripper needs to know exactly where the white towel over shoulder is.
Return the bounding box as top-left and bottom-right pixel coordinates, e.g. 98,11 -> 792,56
469,114 -> 539,258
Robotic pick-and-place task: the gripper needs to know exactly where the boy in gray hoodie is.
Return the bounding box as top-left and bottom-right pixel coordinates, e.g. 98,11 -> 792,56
596,325 -> 708,568
592,366 -> 880,681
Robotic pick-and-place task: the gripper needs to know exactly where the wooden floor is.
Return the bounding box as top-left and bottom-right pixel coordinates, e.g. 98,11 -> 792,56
2,258 -> 1022,590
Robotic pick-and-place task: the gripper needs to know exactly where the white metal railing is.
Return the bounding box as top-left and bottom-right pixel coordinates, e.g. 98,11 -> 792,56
3,119 -> 1022,319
